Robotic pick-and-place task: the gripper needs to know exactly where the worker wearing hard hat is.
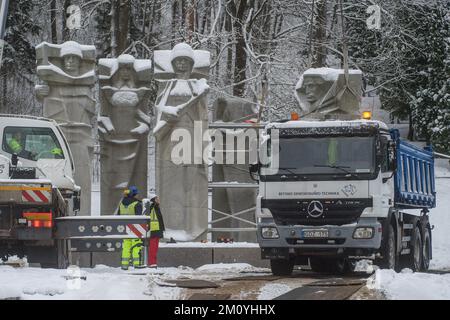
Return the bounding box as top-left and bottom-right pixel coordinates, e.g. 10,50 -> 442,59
145,193 -> 165,268
118,186 -> 143,270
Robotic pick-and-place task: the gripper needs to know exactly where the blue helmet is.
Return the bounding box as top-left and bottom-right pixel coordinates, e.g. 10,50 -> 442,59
128,186 -> 138,197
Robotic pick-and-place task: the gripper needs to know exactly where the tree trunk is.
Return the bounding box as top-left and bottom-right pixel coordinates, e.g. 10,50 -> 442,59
185,0 -> 196,41
62,0 -> 71,41
225,5 -> 233,87
117,0 -> 130,54
172,0 -> 179,46
229,0 -> 249,97
110,0 -> 119,57
50,0 -> 58,43
311,0 -> 327,68
408,112 -> 415,141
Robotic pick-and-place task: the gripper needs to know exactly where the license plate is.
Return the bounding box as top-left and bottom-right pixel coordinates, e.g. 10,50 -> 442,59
301,229 -> 329,238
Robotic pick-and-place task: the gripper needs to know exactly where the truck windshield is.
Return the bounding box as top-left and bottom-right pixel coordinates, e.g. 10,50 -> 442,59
272,136 -> 375,176
2,126 -> 65,161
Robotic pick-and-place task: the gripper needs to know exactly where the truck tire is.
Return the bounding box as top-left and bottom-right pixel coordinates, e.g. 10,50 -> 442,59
310,257 -> 347,274
421,227 -> 431,271
270,259 -> 294,276
378,224 -> 397,270
401,225 -> 423,272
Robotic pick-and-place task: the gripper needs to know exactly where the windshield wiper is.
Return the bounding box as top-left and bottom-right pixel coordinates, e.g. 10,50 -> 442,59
314,164 -> 358,178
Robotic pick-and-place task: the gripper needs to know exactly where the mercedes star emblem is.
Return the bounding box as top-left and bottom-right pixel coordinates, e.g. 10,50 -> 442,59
307,200 -> 324,218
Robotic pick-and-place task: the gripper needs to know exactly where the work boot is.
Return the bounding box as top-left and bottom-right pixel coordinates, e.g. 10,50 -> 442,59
121,265 -> 129,271
149,264 -> 157,269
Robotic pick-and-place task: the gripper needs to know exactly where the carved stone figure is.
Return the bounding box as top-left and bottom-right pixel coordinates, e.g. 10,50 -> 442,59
35,41 -> 96,215
98,54 -> 152,215
154,43 -> 210,241
295,68 -> 363,119
212,96 -> 258,242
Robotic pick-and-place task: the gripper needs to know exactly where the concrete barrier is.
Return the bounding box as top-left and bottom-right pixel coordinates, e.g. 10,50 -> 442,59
72,246 -> 268,269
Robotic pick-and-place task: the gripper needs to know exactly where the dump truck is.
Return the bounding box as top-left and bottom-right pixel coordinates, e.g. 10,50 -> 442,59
252,115 -> 436,275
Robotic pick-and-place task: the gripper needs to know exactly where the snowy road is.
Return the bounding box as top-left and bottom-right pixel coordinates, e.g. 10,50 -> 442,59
0,262 -> 374,300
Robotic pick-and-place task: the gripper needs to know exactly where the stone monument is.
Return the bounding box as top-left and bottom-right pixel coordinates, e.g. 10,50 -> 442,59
35,41 -> 96,215
153,43 -> 210,241
295,67 -> 363,119
98,54 -> 152,215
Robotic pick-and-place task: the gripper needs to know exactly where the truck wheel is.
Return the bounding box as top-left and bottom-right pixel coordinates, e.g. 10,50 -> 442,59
379,224 -> 397,270
402,225 -> 423,272
421,227 -> 431,271
270,259 -> 294,276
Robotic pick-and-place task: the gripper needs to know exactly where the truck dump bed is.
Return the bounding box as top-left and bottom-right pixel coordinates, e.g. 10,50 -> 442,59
391,129 -> 436,209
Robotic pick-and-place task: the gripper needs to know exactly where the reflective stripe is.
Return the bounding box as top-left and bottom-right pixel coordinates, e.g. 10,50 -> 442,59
119,200 -> 139,215
150,207 -> 160,232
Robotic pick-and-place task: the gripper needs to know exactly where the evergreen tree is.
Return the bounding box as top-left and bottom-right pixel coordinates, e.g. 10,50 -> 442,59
411,4 -> 450,153
2,0 -> 41,75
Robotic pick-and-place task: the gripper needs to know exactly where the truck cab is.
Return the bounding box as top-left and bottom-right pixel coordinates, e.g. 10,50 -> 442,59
0,114 -> 78,197
255,118 -> 435,275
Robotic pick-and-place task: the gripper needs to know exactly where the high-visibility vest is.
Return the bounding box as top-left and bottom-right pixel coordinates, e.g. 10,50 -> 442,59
119,200 -> 139,215
9,138 -> 23,153
149,206 -> 160,232
51,148 -> 63,156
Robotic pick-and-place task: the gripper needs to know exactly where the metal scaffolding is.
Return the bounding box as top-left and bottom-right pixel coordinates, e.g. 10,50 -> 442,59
207,122 -> 264,235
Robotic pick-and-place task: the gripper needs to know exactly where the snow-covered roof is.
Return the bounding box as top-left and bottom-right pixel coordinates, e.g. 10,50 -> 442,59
0,114 -> 59,128
266,119 -> 389,130
0,179 -> 53,184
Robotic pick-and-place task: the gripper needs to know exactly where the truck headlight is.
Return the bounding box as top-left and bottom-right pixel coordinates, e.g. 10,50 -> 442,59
261,227 -> 279,239
353,227 -> 374,239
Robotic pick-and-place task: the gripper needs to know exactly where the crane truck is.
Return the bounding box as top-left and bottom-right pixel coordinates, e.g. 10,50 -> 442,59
0,114 -> 151,268
0,114 -> 80,267
252,114 -> 436,275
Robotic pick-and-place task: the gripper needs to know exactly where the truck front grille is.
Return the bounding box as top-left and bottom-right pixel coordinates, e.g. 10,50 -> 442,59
262,198 -> 372,226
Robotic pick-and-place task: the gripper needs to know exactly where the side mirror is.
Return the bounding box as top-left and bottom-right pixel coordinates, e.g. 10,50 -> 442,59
249,163 -> 261,181
11,153 -> 18,166
388,141 -> 397,171
73,191 -> 81,212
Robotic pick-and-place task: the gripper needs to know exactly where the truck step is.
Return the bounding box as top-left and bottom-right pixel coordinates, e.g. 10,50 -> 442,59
403,224 -> 414,230
401,248 -> 411,255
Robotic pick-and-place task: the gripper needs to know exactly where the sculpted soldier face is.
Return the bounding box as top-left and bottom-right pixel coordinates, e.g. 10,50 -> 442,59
303,76 -> 325,104
119,66 -> 132,81
63,54 -> 81,75
172,57 -> 194,79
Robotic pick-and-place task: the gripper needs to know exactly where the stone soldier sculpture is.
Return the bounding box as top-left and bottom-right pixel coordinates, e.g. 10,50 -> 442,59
295,68 -> 363,119
98,54 -> 152,215
153,42 -> 210,241
35,41 -> 96,215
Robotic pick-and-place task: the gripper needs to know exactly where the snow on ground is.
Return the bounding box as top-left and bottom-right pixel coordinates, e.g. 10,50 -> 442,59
257,283 -> 293,300
0,263 -> 268,300
0,265 -> 151,300
429,164 -> 450,269
159,242 -> 259,248
372,269 -> 450,300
